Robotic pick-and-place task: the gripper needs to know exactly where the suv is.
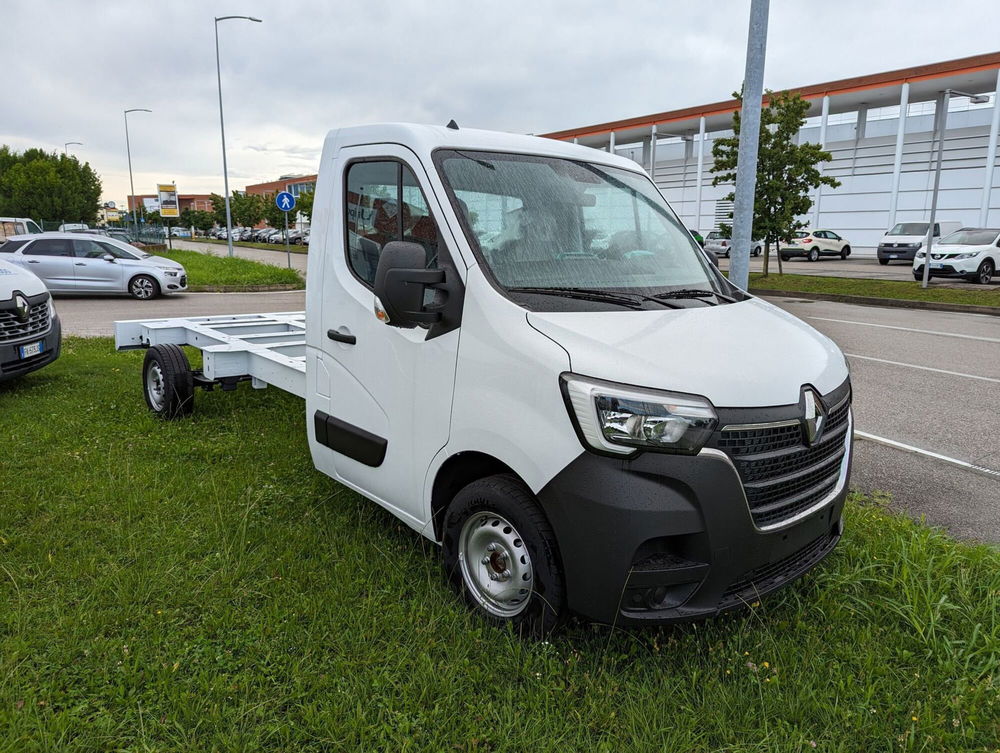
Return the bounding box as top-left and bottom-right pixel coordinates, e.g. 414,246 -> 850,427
780,230 -> 851,261
913,228 -> 998,284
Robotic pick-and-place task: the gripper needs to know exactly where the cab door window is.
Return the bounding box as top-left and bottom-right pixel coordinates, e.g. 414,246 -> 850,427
345,160 -> 440,287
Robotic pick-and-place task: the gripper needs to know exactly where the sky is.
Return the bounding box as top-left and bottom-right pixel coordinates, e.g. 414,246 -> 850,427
4,0 -> 1000,206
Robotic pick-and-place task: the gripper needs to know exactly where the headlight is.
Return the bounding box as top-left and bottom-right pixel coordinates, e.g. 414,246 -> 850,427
164,269 -> 180,276
560,374 -> 718,455
916,251 -> 926,259
954,251 -> 980,260
48,296 -> 56,317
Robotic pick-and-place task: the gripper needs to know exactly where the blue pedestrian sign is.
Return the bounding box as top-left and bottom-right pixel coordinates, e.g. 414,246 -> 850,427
275,191 -> 296,212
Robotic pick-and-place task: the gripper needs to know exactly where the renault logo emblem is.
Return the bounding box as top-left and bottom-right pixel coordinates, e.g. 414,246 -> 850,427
13,294 -> 30,322
802,388 -> 825,445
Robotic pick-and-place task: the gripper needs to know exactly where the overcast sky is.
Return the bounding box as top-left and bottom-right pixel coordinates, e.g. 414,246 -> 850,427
5,0 -> 1000,205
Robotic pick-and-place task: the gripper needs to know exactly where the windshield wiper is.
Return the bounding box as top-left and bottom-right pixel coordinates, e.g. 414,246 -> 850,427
653,288 -> 738,305
507,286 -> 646,309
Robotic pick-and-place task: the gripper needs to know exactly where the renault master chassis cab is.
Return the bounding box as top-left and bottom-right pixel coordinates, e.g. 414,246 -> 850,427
115,124 -> 853,632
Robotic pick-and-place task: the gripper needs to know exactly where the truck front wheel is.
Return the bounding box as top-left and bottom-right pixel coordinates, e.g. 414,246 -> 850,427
143,344 -> 194,419
442,474 -> 565,635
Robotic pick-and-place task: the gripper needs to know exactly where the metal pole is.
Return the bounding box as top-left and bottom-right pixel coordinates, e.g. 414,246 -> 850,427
730,0 -> 769,290
922,91 -> 948,289
284,210 -> 291,268
980,72 -> 1000,225
124,109 -> 150,239
695,116 -> 706,233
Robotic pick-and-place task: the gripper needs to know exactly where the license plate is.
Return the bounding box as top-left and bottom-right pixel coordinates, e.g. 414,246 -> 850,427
888,254 -> 898,259
19,340 -> 43,359
930,263 -> 943,269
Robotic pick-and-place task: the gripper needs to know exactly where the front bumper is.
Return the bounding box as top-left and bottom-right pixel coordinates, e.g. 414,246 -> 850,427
162,273 -> 188,293
878,245 -> 919,261
0,313 -> 61,382
537,382 -> 852,626
913,261 -> 978,279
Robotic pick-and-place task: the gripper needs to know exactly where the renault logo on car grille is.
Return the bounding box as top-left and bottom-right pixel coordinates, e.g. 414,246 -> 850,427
13,294 -> 30,322
802,388 -> 825,445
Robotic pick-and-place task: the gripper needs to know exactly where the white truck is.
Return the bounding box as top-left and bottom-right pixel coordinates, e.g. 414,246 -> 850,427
116,123 -> 853,633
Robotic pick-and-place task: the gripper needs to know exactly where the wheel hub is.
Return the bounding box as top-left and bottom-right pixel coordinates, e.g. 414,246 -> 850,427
459,512 -> 533,617
146,362 -> 165,410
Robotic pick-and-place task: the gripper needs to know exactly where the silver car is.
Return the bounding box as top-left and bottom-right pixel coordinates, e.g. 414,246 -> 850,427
0,233 -> 187,299
704,230 -> 762,258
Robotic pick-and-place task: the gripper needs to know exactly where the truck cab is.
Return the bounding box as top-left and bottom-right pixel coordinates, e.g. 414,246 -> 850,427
302,124 -> 852,631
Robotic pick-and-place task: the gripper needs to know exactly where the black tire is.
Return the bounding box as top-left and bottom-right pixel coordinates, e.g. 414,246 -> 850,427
840,246 -> 851,259
142,344 -> 194,418
129,274 -> 160,300
780,254 -> 790,262
723,249 -> 730,258
878,258 -> 889,266
808,247 -> 820,262
975,259 -> 995,285
442,474 -> 565,635
752,245 -> 761,257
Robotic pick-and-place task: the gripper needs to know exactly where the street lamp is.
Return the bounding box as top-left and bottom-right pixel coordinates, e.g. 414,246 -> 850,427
215,14 -> 262,258
124,108 -> 152,238
920,88 -> 990,288
64,141 -> 83,155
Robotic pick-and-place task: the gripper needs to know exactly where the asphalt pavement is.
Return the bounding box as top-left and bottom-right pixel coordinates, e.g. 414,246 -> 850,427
171,239 -> 309,276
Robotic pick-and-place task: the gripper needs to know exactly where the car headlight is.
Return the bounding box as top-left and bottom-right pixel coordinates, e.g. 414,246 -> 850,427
48,296 -> 56,317
916,251 -> 926,259
560,374 -> 718,455
954,251 -> 980,260
163,269 -> 180,276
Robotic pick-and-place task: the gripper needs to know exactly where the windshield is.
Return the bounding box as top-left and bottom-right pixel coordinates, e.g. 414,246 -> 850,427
435,150 -> 724,299
889,222 -> 929,236
939,229 -> 1000,246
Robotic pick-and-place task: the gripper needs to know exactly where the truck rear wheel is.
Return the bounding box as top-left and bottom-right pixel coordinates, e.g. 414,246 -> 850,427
143,344 -> 194,419
442,474 -> 565,635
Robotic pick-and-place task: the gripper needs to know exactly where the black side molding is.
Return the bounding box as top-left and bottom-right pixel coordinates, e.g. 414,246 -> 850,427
314,410 -> 387,467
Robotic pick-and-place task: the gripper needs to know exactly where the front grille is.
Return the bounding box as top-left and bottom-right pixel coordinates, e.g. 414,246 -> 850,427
0,301 -> 50,343
721,532 -> 835,605
179,275 -> 187,287
718,388 -> 851,529
0,348 -> 50,373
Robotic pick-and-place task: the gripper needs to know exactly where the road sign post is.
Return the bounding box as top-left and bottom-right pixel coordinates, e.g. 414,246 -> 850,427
275,191 -> 296,269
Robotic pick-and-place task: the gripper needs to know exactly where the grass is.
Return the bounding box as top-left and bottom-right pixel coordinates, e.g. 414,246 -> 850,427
1,339 -> 999,751
153,249 -> 303,289
749,272 -> 1000,308
196,237 -> 309,254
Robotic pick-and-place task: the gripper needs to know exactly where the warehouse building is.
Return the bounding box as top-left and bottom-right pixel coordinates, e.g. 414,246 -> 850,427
541,52 -> 1000,255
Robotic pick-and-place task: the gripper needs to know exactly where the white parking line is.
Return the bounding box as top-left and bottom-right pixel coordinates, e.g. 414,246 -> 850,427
809,317 -> 1000,343
845,353 -> 1000,384
854,430 -> 1000,478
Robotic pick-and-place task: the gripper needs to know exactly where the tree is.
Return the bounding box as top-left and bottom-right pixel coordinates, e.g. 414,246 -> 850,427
0,146 -> 101,223
711,90 -> 840,276
296,190 -> 314,223
229,191 -> 264,228
209,193 -> 228,227
262,194 -> 286,229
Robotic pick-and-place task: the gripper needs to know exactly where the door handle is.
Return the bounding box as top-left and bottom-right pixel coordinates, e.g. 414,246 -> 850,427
74,262 -> 86,266
26,259 -> 40,263
327,329 -> 356,345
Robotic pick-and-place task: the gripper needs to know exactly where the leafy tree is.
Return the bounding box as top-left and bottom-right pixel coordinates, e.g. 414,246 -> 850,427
263,194 -> 287,229
209,193 -> 228,226
0,146 -> 101,223
229,191 -> 265,229
296,190 -> 314,222
190,210 -> 215,233
711,90 -> 840,275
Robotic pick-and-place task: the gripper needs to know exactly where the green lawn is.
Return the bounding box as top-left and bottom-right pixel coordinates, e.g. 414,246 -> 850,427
1,339 -> 998,751
749,272 -> 1000,308
154,249 -> 302,290
197,237 -> 309,254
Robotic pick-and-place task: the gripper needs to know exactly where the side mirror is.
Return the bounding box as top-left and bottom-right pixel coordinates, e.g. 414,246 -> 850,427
102,254 -> 116,262
373,241 -> 446,328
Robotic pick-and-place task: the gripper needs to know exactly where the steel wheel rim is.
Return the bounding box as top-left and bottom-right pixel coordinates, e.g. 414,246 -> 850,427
132,277 -> 154,299
146,361 -> 165,410
458,511 -> 533,617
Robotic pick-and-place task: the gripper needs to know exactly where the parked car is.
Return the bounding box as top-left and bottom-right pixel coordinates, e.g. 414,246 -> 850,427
913,227 -> 998,284
704,231 -> 761,258
877,221 -> 963,265
58,223 -> 89,232
0,217 -> 43,241
779,230 -> 851,261
0,256 -> 61,381
0,233 -> 187,299
169,227 -> 192,238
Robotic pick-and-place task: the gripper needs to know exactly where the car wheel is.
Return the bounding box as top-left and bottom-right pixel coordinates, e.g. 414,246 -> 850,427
724,249 -> 730,258
840,246 -> 850,259
878,258 -> 889,266
808,248 -> 820,262
975,258 -> 995,285
142,344 -> 193,419
442,474 -> 565,636
129,274 -> 160,300
752,245 -> 761,257
780,254 -> 790,262
913,267 -> 924,281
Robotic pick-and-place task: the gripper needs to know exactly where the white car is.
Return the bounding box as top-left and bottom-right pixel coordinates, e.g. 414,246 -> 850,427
704,231 -> 761,257
779,230 -> 851,261
913,228 -> 998,284
0,232 -> 187,299
0,257 -> 60,381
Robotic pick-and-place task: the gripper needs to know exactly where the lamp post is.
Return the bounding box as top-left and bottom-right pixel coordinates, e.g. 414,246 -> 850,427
124,108 -> 152,238
215,14 -> 262,258
64,141 -> 83,155
920,89 -> 989,288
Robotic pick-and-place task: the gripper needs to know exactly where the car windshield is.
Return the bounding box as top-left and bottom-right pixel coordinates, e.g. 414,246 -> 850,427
435,150 -> 723,296
939,229 -> 1000,246
889,222 -> 929,236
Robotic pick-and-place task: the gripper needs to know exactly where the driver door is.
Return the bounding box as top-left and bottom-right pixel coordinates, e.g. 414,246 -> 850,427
71,239 -> 124,291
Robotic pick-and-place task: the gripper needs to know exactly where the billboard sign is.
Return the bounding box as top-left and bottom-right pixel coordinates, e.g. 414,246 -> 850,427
158,183 -> 179,218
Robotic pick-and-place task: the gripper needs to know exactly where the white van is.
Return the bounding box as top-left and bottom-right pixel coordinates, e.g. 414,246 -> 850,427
116,124 -> 853,632
0,257 -> 61,381
0,217 -> 43,242
877,220 -> 963,265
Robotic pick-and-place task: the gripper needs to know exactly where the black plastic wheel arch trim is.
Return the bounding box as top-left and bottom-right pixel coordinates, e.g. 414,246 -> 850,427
314,410 -> 387,467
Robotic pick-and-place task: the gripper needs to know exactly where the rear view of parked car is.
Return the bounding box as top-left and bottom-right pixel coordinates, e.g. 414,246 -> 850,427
0,257 -> 60,381
0,233 -> 187,299
704,231 -> 761,258
913,228 -> 998,284
780,230 -> 851,261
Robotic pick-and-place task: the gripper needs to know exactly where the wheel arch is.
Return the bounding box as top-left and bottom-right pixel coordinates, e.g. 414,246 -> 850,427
430,451 -> 524,541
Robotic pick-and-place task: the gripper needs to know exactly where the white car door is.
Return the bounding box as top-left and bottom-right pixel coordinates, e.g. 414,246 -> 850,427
17,238 -> 77,291
71,239 -> 125,291
310,145 -> 465,528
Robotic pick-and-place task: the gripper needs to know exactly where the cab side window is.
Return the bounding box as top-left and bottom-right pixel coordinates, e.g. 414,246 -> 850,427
25,239 -> 73,256
345,161 -> 440,287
